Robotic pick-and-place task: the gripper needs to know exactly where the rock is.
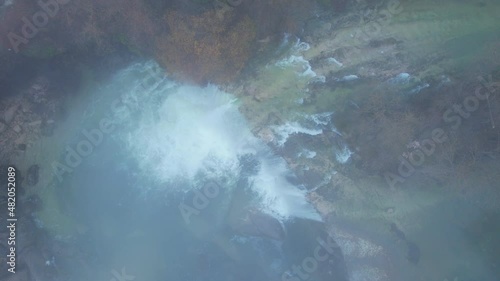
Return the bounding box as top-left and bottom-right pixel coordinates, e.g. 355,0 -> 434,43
257,127 -> 275,143
0,121 -> 6,133
29,77 -> 50,104
300,168 -> 325,188
385,207 -> 395,214
22,104 -> 30,113
231,208 -> 285,240
406,240 -> 421,264
340,74 -> 359,82
27,120 -> 42,126
12,125 -> 21,133
3,104 -> 18,124
309,192 -> 336,216
41,120 -> 55,136
390,223 -> 406,240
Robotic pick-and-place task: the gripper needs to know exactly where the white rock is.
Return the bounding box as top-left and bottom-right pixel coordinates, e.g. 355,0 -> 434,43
4,104 -> 18,124
340,75 -> 359,81
327,57 -> 343,67
13,125 -> 21,133
28,120 -> 42,126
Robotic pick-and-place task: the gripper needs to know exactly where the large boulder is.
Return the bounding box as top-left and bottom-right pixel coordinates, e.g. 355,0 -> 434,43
230,208 -> 286,240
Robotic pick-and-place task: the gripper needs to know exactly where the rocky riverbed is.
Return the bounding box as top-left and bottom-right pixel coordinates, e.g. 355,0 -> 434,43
226,0 -> 500,279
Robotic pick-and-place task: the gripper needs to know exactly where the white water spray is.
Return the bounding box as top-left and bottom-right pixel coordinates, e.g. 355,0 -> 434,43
109,61 -> 321,221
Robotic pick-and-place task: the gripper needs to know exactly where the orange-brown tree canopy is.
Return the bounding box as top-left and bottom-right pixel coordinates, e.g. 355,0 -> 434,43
156,9 -> 256,84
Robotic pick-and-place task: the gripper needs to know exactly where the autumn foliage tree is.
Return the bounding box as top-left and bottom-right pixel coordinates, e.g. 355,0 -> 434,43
0,0 -> 318,84
55,0 -> 160,53
156,9 -> 256,84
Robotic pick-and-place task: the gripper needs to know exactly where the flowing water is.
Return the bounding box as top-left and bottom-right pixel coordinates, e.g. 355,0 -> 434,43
48,61 -> 344,281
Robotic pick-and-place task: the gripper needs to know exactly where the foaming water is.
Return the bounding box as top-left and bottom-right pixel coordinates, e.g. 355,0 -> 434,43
109,61 -> 320,221
126,85 -> 246,182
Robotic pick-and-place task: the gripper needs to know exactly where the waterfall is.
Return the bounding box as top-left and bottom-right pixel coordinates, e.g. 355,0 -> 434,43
107,61 -> 321,221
